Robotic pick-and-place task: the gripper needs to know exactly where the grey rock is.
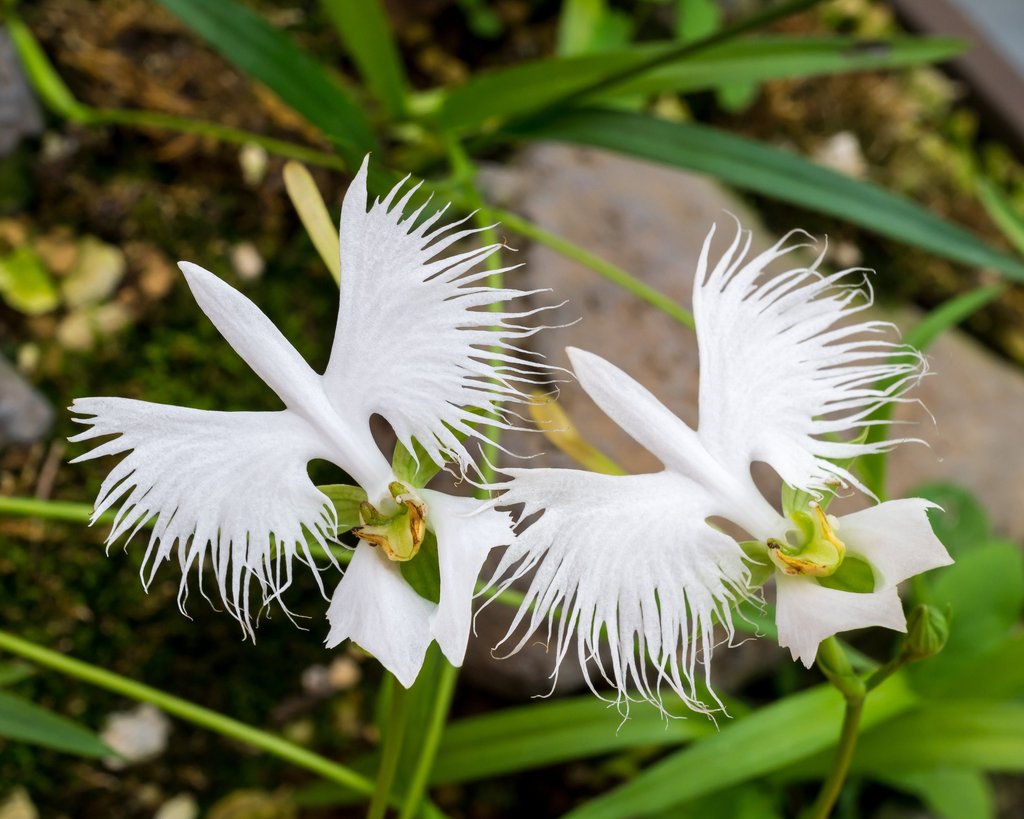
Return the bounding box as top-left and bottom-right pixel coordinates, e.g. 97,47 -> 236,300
0,30 -> 44,157
0,354 -> 53,446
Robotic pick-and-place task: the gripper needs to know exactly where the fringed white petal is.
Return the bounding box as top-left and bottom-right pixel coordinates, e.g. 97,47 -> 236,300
324,157 -> 554,478
325,543 -> 435,688
837,500 -> 952,589
70,398 -> 336,636
489,468 -> 751,715
692,222 -> 926,497
422,490 -> 514,667
775,574 -> 906,667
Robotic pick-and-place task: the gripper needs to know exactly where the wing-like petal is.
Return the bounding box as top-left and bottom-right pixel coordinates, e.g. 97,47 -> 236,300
178,262 -> 322,412
422,490 -> 514,667
775,574 -> 906,667
837,500 -> 952,588
69,398 -> 336,636
324,158 -> 551,476
693,222 -> 925,497
325,543 -> 435,688
488,468 -> 750,714
567,347 -> 780,539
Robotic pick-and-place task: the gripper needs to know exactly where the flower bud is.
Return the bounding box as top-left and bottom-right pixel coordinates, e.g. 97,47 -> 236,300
902,604 -> 950,662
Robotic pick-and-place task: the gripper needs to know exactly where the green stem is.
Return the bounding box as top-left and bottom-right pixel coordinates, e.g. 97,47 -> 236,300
493,207 -> 695,330
446,138 -> 505,488
0,496 -> 108,524
398,662 -> 458,819
807,638 -> 866,819
95,108 -> 347,170
806,696 -> 864,819
368,680 -> 409,819
0,629 -> 375,796
0,496 -> 535,615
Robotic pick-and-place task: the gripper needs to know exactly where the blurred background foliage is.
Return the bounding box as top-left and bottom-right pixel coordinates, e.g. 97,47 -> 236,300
1,0 -> 1023,816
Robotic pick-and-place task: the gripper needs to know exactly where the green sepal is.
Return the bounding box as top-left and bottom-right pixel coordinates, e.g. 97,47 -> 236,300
739,540 -> 773,587
392,438 -> 442,489
817,555 -> 876,593
400,530 -> 441,604
317,484 -> 368,533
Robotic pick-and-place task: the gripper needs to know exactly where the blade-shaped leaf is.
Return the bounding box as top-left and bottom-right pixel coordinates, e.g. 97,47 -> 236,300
563,676 -> 915,819
504,108 -> 1024,280
157,0 -> 375,157
321,0 -> 407,119
0,690 -> 112,758
854,702 -> 1024,774
430,694 -> 720,785
882,769 -> 994,819
440,36 -> 964,132
977,176 -> 1024,256
909,540 -> 1024,694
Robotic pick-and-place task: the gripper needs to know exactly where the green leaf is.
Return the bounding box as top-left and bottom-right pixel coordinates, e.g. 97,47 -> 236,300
0,690 -> 112,758
931,633 -> 1024,700
0,246 -> 59,315
666,786 -> 784,819
391,439 -> 442,489
0,663 -> 34,687
905,285 -> 1007,352
562,676 -> 915,819
977,176 -> 1024,257
676,0 -> 721,42
318,484 -> 367,531
431,693 -> 719,785
320,0 -> 407,119
882,769 -> 994,819
156,0 -> 375,158
854,702 -> 1024,774
557,0 -> 634,57
440,37 -> 964,132
911,540 -> 1023,694
912,483 -> 991,558
859,286 -> 1005,496
503,108 -> 1024,280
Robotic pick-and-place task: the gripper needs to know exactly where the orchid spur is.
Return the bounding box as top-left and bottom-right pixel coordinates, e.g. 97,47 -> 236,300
70,157 -> 552,687
488,223 -> 953,714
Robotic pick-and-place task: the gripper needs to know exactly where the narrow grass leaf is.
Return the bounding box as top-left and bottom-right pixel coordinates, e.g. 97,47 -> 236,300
321,0 -> 407,119
977,177 -> 1024,257
283,161 -> 341,283
441,36 -> 963,132
563,676 -> 915,819
0,691 -> 112,758
882,769 -> 994,819
503,108 -> 1024,279
157,0 -> 375,157
430,694 -> 719,785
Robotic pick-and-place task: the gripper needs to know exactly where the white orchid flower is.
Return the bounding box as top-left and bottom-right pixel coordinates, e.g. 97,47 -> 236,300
70,157 -> 551,687
488,223 -> 952,713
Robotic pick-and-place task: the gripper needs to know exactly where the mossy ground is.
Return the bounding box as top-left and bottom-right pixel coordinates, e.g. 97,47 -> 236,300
1,0 -> 1022,816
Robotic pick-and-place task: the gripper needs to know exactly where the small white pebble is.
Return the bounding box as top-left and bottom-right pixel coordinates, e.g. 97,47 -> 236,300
230,242 -> 264,282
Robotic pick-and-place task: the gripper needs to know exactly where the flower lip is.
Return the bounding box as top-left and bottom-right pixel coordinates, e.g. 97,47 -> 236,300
768,504 -> 846,577
353,481 -> 427,562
